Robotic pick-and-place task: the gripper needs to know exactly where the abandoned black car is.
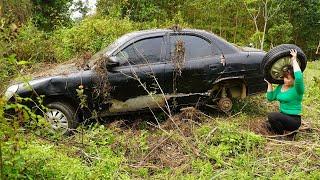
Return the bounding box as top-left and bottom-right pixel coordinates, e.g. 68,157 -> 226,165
5,28 -> 268,133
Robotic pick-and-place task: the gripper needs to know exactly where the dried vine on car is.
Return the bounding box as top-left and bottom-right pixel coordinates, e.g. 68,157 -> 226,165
171,39 -> 186,107
93,56 -> 111,104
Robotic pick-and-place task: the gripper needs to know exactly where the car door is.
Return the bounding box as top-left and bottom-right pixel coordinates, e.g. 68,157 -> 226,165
108,36 -> 168,101
164,33 -> 224,94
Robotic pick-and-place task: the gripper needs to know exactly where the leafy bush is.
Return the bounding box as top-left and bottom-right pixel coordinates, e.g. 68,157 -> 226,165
0,55 -> 18,92
51,16 -> 137,61
12,22 -> 56,63
0,109 -> 124,179
268,21 -> 293,47
202,122 -> 265,166
2,143 -> 89,179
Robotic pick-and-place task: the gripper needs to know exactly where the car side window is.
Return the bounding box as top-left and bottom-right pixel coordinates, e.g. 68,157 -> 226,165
170,35 -> 213,61
115,37 -> 165,66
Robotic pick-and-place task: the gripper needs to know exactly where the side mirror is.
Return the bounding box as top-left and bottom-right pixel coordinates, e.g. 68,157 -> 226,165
106,56 -> 120,69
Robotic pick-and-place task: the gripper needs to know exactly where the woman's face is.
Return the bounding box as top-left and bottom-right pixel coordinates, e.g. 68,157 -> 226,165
284,74 -> 294,86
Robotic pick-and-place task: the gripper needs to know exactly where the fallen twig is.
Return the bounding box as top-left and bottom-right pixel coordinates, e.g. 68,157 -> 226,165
140,135 -> 172,164
264,130 -> 299,138
226,101 -> 248,119
206,127 -> 217,142
266,138 -> 320,149
264,121 -> 317,138
128,163 -> 162,170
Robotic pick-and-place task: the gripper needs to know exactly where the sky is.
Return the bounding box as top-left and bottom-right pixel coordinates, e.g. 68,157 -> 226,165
71,0 -> 97,19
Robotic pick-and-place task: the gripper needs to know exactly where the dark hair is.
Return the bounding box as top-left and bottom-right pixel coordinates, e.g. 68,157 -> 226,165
282,65 -> 295,79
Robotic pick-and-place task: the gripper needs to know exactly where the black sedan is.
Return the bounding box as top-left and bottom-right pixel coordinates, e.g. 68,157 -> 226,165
5,28 -> 268,133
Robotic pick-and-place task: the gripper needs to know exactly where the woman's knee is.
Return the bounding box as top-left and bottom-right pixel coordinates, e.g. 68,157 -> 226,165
268,112 -> 281,122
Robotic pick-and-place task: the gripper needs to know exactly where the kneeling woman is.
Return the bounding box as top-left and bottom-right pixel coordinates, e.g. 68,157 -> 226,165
265,49 -> 304,134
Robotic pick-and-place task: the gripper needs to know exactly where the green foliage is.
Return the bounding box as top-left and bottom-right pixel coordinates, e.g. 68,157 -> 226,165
84,124 -> 116,146
1,64 -> 320,179
52,16 -> 136,61
204,123 -> 264,166
249,31 -> 263,49
0,0 -> 33,26
268,21 -> 293,47
3,143 -> 88,179
96,0 -> 121,17
139,130 -> 149,152
0,55 -> 18,92
190,159 -> 213,179
0,0 -> 72,31
0,112 -> 124,179
97,0 -> 184,22
95,0 -> 320,56
276,0 -> 320,58
0,1 -> 320,179
12,21 -> 56,63
71,0 -> 91,19
301,61 -> 320,122
31,0 -> 73,31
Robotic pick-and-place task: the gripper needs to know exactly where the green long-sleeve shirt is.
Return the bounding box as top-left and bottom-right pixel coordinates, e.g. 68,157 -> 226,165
266,71 -> 304,115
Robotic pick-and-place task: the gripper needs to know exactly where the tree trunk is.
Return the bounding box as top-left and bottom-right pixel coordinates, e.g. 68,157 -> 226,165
316,40 -> 320,54
261,0 -> 268,50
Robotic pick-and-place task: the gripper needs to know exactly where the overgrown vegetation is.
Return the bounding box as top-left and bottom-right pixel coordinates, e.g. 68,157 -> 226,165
1,0 -> 320,179
1,61 -> 320,178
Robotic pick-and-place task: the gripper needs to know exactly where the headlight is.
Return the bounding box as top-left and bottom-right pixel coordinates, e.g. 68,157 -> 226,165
4,84 -> 19,101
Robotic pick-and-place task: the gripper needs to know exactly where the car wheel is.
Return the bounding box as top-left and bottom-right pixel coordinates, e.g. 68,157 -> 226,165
261,44 -> 307,84
45,101 -> 78,134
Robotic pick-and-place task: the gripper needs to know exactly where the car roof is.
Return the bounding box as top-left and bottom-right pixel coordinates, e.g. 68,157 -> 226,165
124,29 -> 171,36
123,28 -> 230,46
122,28 -> 239,53
123,28 -> 211,37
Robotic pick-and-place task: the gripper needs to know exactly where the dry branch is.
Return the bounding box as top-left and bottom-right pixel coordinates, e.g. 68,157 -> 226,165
140,135 -> 172,164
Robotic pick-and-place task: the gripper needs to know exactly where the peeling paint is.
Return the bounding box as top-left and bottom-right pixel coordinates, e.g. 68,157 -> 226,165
109,94 -> 169,113
106,92 -> 210,114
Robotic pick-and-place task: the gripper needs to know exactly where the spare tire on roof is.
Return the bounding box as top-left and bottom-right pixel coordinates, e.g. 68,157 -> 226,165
261,44 -> 307,84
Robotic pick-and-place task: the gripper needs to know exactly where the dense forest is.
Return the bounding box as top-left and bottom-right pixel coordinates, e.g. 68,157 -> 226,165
0,0 -> 320,179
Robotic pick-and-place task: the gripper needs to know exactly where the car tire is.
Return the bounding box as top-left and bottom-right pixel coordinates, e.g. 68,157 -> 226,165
261,44 -> 307,84
45,101 -> 78,134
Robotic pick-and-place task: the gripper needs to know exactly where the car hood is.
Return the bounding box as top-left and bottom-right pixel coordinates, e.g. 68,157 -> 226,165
6,58 -> 97,96
5,69 -> 96,100
30,59 -> 86,79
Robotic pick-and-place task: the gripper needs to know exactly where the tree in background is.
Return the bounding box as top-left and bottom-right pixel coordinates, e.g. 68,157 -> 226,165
1,0 -> 319,59
243,0 -> 283,50
32,0 -> 73,31
0,0 -> 73,31
96,0 -> 175,21
70,0 -> 90,19
267,21 -> 293,48
0,0 -> 33,27
272,0 -> 320,58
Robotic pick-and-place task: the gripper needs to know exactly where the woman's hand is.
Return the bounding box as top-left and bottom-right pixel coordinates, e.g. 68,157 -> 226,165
264,78 -> 271,85
290,49 -> 301,72
290,49 -> 297,61
265,79 -> 273,92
